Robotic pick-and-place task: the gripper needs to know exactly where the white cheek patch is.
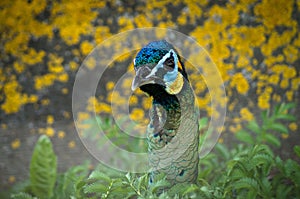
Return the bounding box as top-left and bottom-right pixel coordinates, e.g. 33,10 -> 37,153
133,58 -> 136,66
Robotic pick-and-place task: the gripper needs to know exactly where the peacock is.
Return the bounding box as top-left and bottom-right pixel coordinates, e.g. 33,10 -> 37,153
131,40 -> 199,186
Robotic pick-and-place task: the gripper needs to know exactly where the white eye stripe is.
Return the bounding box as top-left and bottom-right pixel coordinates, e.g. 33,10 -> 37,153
145,49 -> 178,78
133,58 -> 136,65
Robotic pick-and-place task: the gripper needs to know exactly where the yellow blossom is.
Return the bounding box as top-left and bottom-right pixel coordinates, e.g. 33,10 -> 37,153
41,99 -> 50,106
68,141 -> 76,148
258,93 -> 270,109
218,138 -> 224,144
286,91 -> 293,101
77,112 -> 91,121
85,57 -> 96,70
106,81 -> 115,91
61,88 -> 68,94
47,115 -> 54,125
13,61 -> 24,73
130,108 -> 145,122
80,40 -> 94,56
11,139 -> 21,149
230,73 -> 249,94
240,108 -> 254,121
58,131 -> 66,139
58,73 -> 69,82
129,95 -> 138,105
281,134 -> 289,139
289,123 -> 298,131
63,111 -> 71,119
69,61 -> 78,71
45,127 -> 55,137
8,176 -> 16,184
280,79 -> 289,89
35,74 -> 56,90
21,49 -> 45,65
48,54 -> 64,73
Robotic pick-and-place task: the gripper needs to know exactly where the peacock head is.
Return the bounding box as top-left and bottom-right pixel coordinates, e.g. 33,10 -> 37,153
131,40 -> 188,96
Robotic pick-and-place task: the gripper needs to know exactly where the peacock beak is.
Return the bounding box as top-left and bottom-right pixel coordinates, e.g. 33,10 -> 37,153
131,65 -> 163,91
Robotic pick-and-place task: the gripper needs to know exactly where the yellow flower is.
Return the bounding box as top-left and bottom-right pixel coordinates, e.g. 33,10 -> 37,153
13,61 -> 24,73
48,53 -> 64,73
45,127 -> 55,137
280,79 -> 289,89
283,67 -> 296,79
68,141 -> 76,148
106,81 -> 115,91
28,95 -> 38,103
94,26 -> 111,44
62,111 -> 71,119
130,108 -> 145,122
11,139 -> 21,149
85,57 -> 96,70
268,75 -> 279,85
61,88 -> 68,94
77,112 -> 91,121
8,176 -> 16,184
240,108 -> 254,121
41,99 -> 50,106
69,61 -> 78,71
281,134 -> 289,139
134,14 -> 152,28
21,48 -> 45,65
286,91 -> 293,101
258,93 -> 270,109
230,73 -> 249,95
289,123 -> 298,131
47,115 -> 54,125
58,73 -> 69,82
58,131 -> 66,139
34,74 -> 56,90
283,45 -> 298,63
80,40 -> 94,56
129,95 -> 138,106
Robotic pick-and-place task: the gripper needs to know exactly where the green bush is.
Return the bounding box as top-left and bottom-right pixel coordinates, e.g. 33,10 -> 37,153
10,104 -> 300,198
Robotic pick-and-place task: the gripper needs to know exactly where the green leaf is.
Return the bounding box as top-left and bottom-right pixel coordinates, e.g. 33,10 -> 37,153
231,177 -> 259,191
264,134 -> 281,147
278,103 -> 296,113
294,146 -> 300,158
246,120 -> 261,134
88,171 -> 111,183
10,193 -> 36,199
83,182 -> 108,194
235,130 -> 254,145
182,184 -> 200,196
199,117 -> 209,130
29,135 -> 57,199
269,123 -> 289,134
275,114 -> 296,121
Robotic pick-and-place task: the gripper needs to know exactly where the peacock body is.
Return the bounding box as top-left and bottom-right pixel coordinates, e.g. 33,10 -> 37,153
132,40 -> 199,186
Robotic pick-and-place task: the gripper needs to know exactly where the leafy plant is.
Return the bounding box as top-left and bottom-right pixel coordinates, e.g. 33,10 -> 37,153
81,115 -> 147,153
236,103 -> 296,147
29,135 -> 57,198
10,104 -> 300,198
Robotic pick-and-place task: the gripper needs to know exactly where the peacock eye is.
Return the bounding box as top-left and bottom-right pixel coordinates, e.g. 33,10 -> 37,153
163,56 -> 175,69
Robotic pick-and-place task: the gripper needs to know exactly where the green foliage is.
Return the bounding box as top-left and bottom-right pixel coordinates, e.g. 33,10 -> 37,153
29,135 -> 57,199
52,162 -> 90,198
236,103 -> 296,147
81,116 -> 147,153
11,104 -> 300,198
11,192 -> 36,199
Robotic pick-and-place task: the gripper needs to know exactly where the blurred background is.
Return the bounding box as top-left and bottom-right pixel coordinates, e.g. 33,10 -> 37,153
0,0 -> 299,191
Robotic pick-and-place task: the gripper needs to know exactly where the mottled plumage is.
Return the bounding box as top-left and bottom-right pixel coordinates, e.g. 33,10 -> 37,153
132,40 -> 199,187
